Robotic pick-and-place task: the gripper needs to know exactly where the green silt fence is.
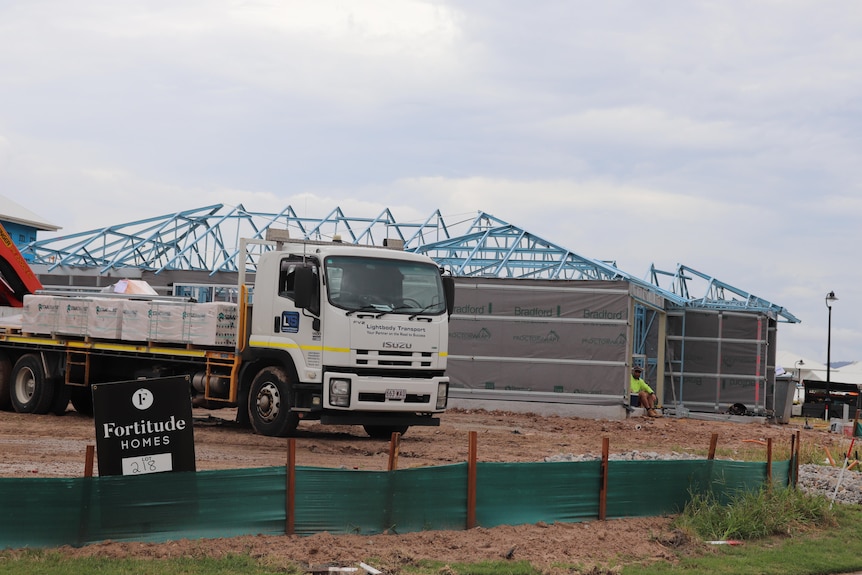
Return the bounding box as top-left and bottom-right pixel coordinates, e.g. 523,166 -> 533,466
294,465 -> 469,535
475,461 -> 603,526
0,459 -> 792,549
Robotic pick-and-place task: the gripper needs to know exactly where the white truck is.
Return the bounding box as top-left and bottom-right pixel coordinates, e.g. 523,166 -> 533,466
0,236 -> 455,438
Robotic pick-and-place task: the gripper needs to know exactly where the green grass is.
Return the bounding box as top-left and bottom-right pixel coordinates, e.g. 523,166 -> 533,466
671,434 -> 852,466
620,487 -> 862,575
0,551 -> 291,575
674,486 -> 835,541
404,559 -> 540,575
624,504 -> 862,575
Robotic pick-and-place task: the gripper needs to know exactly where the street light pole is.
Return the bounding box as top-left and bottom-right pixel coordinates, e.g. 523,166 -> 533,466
825,291 -> 838,421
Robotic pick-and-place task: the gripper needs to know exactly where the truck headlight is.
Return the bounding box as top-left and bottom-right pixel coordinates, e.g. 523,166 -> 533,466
330,378 -> 351,407
436,382 -> 448,410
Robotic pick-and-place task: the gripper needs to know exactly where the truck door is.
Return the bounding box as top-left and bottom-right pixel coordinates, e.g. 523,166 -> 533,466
272,256 -> 322,372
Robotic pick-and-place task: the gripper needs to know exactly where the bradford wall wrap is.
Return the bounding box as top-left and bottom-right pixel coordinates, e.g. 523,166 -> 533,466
447,278 -> 630,396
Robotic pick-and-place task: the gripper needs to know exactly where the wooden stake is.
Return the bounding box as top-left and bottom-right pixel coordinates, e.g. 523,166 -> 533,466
84,445 -> 95,478
599,437 -> 609,521
787,435 -> 796,487
794,431 -> 801,487
708,433 -> 718,460
286,438 -> 296,536
387,432 -> 401,471
766,438 -> 773,485
467,431 -> 477,529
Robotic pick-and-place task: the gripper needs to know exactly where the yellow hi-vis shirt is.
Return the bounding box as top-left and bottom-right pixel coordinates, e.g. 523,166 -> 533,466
630,375 -> 654,395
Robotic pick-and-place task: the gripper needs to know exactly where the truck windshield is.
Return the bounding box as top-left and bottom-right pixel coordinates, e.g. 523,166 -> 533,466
325,256 -> 446,315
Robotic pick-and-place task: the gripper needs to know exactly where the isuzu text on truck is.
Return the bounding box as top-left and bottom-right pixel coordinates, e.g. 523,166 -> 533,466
0,231 -> 455,438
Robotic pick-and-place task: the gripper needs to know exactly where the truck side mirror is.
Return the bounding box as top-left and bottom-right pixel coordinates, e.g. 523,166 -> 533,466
442,276 -> 455,317
293,267 -> 318,312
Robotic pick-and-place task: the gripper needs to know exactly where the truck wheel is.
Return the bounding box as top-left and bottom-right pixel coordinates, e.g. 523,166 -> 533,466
70,387 -> 94,416
10,354 -> 55,414
50,381 -> 70,415
0,355 -> 12,411
363,425 -> 409,439
248,366 -> 299,437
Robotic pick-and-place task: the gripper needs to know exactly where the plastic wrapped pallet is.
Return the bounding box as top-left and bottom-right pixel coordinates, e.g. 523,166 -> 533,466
22,294 -> 59,335
87,298 -> 123,339
120,300 -> 149,341
148,301 -> 192,343
54,298 -> 91,336
121,300 -> 191,343
185,302 -> 238,347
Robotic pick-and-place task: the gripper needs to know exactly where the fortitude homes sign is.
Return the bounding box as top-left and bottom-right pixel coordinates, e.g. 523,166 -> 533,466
92,376 -> 196,476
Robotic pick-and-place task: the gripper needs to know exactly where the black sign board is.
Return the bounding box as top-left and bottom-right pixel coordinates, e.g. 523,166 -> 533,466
92,376 -> 196,477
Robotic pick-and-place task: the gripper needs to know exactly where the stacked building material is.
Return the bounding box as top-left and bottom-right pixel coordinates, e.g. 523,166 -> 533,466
22,294 -> 237,347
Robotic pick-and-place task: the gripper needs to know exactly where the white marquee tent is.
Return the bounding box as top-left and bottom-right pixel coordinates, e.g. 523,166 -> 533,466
777,350 -> 862,387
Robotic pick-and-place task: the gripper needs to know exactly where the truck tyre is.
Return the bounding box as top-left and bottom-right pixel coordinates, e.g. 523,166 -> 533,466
0,355 -> 12,411
248,366 -> 299,437
363,425 -> 409,439
10,354 -> 55,414
50,381 -> 70,415
70,387 -> 94,416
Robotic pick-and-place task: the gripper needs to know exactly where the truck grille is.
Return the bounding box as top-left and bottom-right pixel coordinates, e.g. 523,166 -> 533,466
358,392 -> 432,404
355,349 -> 433,368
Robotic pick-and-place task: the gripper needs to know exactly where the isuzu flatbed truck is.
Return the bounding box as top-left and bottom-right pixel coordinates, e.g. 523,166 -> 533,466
0,232 -> 454,438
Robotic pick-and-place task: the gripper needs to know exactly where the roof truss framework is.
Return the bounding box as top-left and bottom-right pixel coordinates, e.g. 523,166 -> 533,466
412,212 -> 628,281
650,264 -> 799,322
21,205 -> 798,322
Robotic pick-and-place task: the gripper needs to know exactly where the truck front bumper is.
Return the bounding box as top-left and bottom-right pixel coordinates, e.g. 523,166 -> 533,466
323,372 -> 448,414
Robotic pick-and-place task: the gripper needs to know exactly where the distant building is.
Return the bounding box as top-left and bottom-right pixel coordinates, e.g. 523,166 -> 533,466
0,194 -> 61,260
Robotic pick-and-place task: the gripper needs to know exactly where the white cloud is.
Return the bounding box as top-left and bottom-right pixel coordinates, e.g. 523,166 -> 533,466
399,175 -> 733,221
536,107 -> 746,151
0,1 -> 467,106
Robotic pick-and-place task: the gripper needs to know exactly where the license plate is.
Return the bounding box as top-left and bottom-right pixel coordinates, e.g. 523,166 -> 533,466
385,388 -> 406,400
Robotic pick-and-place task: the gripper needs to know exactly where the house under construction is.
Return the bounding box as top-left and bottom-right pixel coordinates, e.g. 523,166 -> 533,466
19,204 -> 800,420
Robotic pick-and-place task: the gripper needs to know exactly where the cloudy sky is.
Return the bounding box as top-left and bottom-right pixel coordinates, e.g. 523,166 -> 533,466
1,1 -> 860,364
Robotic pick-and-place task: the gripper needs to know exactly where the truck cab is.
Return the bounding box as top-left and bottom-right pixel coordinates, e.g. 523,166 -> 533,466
243,241 -> 453,437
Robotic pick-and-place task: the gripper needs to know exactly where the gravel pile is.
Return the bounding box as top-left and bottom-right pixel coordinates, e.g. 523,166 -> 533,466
798,463 -> 862,505
544,450 -> 702,462
545,452 -> 862,505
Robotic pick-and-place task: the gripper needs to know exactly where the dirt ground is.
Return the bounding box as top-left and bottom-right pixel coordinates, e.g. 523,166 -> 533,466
0,406 -> 845,572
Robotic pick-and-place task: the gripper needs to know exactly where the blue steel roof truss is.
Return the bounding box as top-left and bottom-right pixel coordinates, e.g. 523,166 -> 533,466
650,263 -> 798,322
21,206 -> 796,322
